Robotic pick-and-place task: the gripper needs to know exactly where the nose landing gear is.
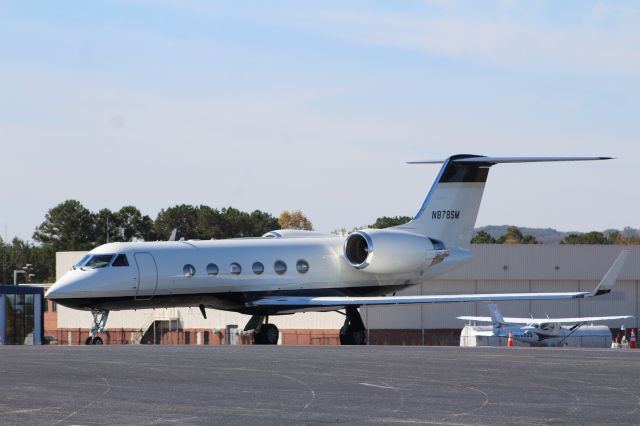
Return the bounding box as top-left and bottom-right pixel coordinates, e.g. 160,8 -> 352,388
85,309 -> 109,345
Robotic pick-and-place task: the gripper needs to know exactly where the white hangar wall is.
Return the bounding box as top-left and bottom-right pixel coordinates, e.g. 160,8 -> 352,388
55,245 -> 640,332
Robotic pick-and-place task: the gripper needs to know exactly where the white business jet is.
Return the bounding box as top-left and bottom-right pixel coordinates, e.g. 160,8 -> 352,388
458,251 -> 632,346
46,154 -> 614,345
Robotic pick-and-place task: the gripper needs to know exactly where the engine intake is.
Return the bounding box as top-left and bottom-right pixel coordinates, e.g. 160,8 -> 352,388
343,229 -> 449,274
344,232 -> 372,266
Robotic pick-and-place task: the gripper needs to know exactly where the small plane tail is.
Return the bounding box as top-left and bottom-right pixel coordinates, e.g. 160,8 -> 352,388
393,155 -> 611,249
488,303 -> 507,334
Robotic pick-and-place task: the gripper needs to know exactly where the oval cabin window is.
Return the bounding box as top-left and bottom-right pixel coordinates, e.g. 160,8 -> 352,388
230,262 -> 242,275
183,264 -> 195,277
252,262 -> 264,275
274,260 -> 287,275
296,259 -> 309,274
206,263 -> 219,276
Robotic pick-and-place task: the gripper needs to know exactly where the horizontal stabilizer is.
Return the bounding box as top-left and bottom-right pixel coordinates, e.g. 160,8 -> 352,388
407,156 -> 612,165
458,316 -> 493,323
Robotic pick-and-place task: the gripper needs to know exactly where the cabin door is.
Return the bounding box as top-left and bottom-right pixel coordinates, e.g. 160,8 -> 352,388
134,252 -> 158,300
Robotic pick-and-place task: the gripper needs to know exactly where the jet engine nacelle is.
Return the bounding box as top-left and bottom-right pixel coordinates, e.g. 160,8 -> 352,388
343,229 -> 449,274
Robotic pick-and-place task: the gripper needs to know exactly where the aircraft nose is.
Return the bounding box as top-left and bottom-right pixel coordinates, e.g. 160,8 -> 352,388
45,280 -> 67,300
46,271 -> 91,300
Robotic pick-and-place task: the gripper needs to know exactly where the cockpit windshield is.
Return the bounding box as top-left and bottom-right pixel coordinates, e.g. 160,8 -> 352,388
73,254 -> 91,269
84,254 -> 115,269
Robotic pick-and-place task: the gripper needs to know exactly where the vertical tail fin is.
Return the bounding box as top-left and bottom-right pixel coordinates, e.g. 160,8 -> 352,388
488,303 -> 506,335
394,154 -> 491,249
394,155 -> 611,249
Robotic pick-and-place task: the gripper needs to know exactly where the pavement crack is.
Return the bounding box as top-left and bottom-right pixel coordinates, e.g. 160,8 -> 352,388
52,377 -> 111,425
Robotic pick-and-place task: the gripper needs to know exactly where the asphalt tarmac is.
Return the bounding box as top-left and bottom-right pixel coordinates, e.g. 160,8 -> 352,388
1,345 -> 638,425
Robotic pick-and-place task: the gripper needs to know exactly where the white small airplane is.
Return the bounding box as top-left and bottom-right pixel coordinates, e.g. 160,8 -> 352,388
458,251 -> 632,346
46,154 -> 615,345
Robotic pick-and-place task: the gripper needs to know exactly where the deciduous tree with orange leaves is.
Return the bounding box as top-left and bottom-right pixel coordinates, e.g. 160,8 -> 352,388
278,210 -> 313,231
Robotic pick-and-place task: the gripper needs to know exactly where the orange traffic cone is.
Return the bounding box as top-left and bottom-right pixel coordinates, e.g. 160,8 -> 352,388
507,330 -> 514,347
630,329 -> 637,349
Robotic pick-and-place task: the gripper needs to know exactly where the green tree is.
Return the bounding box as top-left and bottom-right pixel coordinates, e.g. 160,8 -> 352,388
217,207 -> 278,238
0,237 -> 56,283
215,207 -> 248,238
116,206 -> 155,241
560,231 -> 610,245
370,216 -> 412,229
248,210 -> 280,237
154,205 -> 279,240
194,205 -> 220,239
608,231 -> 640,245
471,230 -> 496,244
33,200 -> 95,251
154,204 -> 200,240
278,210 -> 313,230
497,226 -> 538,244
93,208 -> 118,244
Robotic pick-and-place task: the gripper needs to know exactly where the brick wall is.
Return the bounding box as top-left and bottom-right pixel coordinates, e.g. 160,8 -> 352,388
50,327 -> 462,345
44,300 -> 57,335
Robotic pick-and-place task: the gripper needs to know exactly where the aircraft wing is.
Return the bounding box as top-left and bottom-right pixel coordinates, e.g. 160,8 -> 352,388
456,315 -> 535,324
457,315 -> 634,325
536,315 -> 634,325
457,315 -> 538,324
248,290 -> 596,309
249,250 -> 629,310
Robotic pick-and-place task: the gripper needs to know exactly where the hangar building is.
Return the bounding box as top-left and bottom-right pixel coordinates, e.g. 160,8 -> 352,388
48,245 -> 639,345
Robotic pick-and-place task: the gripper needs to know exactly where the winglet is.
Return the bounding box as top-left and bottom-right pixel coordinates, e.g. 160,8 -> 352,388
589,250 -> 629,297
168,228 -> 177,241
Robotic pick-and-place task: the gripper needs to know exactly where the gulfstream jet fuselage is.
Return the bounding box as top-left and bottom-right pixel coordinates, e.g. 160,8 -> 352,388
46,154 -> 614,345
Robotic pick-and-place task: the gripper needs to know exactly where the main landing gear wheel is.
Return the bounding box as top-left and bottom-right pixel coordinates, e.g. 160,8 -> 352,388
339,325 -> 366,345
339,306 -> 367,345
85,336 -> 104,345
254,324 -> 279,345
245,315 -> 280,345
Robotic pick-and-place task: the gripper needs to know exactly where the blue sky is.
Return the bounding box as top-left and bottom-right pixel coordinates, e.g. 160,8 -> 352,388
1,1 -> 639,241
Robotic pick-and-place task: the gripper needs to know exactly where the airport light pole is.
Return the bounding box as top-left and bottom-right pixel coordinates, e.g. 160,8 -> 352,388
23,263 -> 35,284
13,270 -> 25,285
14,263 -> 35,285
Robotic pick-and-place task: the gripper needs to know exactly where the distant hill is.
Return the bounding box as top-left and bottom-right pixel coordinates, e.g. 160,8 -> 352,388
473,226 -> 640,245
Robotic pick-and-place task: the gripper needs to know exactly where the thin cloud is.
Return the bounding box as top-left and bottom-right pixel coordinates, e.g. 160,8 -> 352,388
284,3 -> 640,74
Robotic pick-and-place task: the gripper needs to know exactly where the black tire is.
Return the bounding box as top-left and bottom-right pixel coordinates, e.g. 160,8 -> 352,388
339,325 -> 353,345
263,324 -> 279,345
253,324 -> 279,345
351,329 -> 366,345
253,329 -> 265,345
92,336 -> 103,345
339,325 -> 366,345
85,337 -> 93,345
